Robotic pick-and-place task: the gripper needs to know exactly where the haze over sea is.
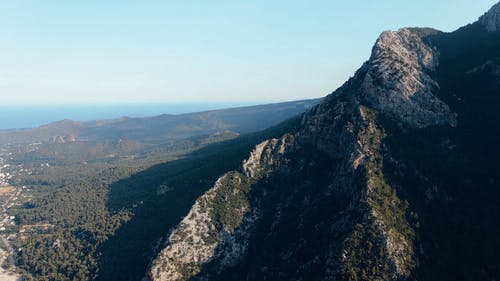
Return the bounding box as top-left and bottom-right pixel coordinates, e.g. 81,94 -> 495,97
0,103 -> 253,130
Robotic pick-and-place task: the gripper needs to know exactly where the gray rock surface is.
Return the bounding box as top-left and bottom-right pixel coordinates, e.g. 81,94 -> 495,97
362,28 -> 456,128
479,1 -> 500,32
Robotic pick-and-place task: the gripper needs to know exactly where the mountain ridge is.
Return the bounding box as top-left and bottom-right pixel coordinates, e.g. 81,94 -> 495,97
0,99 -> 320,144
146,2 -> 500,280
479,1 -> 500,32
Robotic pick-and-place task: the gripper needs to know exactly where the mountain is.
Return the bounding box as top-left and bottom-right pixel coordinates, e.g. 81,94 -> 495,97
147,3 -> 500,281
0,99 -> 320,145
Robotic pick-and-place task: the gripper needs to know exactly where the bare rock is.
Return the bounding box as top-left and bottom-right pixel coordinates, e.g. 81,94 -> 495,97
362,28 -> 456,128
479,1 -> 500,32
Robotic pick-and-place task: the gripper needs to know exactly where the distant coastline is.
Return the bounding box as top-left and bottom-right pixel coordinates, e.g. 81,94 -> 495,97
0,103 -> 256,130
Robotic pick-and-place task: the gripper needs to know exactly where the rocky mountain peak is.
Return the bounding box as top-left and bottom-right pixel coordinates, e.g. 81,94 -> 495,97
479,1 -> 500,32
361,28 -> 456,128
372,28 -> 439,70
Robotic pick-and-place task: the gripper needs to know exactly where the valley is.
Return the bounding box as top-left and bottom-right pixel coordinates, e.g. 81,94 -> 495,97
0,101 -> 312,281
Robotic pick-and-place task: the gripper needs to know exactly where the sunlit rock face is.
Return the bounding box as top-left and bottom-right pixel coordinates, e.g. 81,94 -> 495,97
362,28 -> 456,128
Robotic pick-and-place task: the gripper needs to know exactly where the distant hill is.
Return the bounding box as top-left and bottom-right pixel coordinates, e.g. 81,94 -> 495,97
0,99 -> 320,144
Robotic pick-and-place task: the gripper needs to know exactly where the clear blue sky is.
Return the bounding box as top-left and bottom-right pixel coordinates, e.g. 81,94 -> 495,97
0,0 -> 497,105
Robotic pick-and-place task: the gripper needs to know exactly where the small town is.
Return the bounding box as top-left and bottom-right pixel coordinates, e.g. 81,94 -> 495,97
0,145 -> 33,281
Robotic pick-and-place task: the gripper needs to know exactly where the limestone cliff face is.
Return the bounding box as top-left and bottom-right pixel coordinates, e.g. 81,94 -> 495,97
362,28 -> 456,128
298,65 -> 418,280
242,135 -> 295,178
298,27 -> 456,154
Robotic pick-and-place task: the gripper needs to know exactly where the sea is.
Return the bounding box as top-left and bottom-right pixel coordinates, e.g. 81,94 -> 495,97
0,103 -> 253,130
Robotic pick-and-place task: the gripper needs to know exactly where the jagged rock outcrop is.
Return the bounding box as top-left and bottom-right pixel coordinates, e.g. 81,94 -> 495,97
479,1 -> 500,32
149,136 -> 295,281
298,73 -> 416,280
362,28 -> 456,128
149,175 -> 234,281
50,134 -> 77,144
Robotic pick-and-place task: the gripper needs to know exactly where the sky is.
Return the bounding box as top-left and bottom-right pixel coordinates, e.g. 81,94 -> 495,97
0,0 -> 497,105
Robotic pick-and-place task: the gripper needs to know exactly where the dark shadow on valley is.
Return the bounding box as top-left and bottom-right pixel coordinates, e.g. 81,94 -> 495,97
95,117 -> 302,281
